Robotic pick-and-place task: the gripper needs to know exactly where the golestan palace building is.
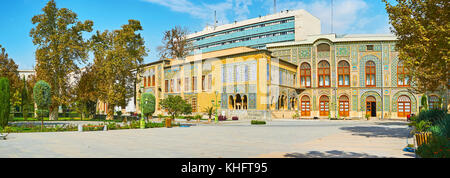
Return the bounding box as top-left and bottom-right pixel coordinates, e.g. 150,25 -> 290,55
96,9 -> 448,120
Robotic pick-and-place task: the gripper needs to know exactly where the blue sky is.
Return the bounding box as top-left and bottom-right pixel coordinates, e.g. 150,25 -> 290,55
0,0 -> 394,70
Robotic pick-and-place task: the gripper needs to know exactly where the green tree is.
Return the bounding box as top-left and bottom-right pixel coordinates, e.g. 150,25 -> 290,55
159,95 -> 192,121
21,76 -> 32,120
0,44 -> 21,108
0,78 -> 10,128
157,26 -> 192,60
383,0 -> 449,93
30,0 -> 93,120
91,20 -> 147,120
73,65 -> 98,120
140,93 -> 156,119
33,80 -> 51,130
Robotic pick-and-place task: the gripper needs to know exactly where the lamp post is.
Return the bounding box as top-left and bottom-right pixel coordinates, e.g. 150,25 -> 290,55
214,91 -> 219,124
139,86 -> 145,129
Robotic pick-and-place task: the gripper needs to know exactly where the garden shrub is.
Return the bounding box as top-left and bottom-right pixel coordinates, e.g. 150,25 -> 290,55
416,135 -> 450,158
251,120 -> 266,125
414,109 -> 447,125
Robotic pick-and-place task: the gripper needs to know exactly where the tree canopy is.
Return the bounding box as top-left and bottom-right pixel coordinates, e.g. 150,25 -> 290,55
0,44 -> 21,106
157,26 -> 192,60
384,0 -> 449,93
73,65 -> 98,119
30,0 -> 93,120
159,95 -> 192,120
91,19 -> 147,120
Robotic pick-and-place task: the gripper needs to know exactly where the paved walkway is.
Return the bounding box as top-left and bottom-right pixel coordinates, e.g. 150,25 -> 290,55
0,120 -> 415,158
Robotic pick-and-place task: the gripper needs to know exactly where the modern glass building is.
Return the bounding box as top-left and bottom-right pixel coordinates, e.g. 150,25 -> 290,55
187,9 -> 321,54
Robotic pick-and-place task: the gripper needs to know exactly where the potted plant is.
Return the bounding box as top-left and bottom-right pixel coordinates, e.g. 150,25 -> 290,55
411,120 -> 432,147
194,114 -> 202,123
292,112 -> 300,120
365,114 -> 370,120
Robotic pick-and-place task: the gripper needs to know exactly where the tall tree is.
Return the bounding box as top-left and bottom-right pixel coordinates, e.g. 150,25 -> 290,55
383,0 -> 449,93
20,76 -> 31,120
91,20 -> 147,120
0,78 -> 10,128
30,0 -> 93,120
0,44 -> 21,107
73,65 -> 98,120
157,26 -> 192,60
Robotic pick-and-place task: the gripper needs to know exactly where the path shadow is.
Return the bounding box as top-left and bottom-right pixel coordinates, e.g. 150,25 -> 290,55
340,126 -> 410,138
374,122 -> 408,126
284,150 -> 385,158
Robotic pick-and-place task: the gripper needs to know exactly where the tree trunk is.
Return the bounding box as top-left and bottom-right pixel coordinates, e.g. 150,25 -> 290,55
49,107 -> 58,121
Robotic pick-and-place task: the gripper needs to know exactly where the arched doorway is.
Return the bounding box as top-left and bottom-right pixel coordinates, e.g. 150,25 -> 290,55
339,95 -> 350,117
319,95 -> 329,116
398,95 -> 411,117
366,96 -> 376,117
229,95 -> 234,110
301,96 -> 310,116
280,95 -> 285,110
243,95 -> 248,110
235,94 -> 242,110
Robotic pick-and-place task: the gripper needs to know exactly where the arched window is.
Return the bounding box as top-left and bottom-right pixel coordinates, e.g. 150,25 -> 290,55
300,63 -> 311,88
318,61 -> 330,87
317,43 -> 330,52
365,61 -> 376,87
397,61 -> 409,87
338,61 -> 350,87
301,96 -> 310,116
339,95 -> 350,117
319,95 -> 330,116
397,95 -> 411,117
429,95 -> 440,109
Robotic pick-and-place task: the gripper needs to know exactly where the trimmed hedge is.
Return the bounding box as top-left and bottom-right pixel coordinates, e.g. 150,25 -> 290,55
251,120 -> 266,125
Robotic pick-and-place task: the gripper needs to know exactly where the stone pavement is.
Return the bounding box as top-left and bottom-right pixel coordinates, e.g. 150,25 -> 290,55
0,120 -> 415,158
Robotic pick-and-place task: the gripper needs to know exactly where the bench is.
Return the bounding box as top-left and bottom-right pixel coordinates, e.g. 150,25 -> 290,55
78,125 -> 107,132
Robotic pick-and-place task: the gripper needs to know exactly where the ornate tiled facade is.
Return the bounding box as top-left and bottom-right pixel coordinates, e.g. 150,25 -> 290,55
130,34 -> 447,120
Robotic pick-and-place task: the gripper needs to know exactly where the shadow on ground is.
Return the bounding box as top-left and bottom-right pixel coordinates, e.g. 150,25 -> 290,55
374,122 -> 409,126
339,126 -> 410,138
284,150 -> 386,158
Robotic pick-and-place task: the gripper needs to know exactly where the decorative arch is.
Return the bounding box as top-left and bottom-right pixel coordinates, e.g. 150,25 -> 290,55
391,91 -> 417,113
360,91 -> 382,112
359,55 -> 382,87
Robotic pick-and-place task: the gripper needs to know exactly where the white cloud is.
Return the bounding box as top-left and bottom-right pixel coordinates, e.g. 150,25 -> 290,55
143,0 -> 252,28
144,0 -> 390,34
268,0 -> 369,34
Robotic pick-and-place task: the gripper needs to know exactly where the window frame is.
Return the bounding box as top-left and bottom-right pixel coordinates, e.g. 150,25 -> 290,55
365,61 -> 376,87
338,61 -> 350,87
